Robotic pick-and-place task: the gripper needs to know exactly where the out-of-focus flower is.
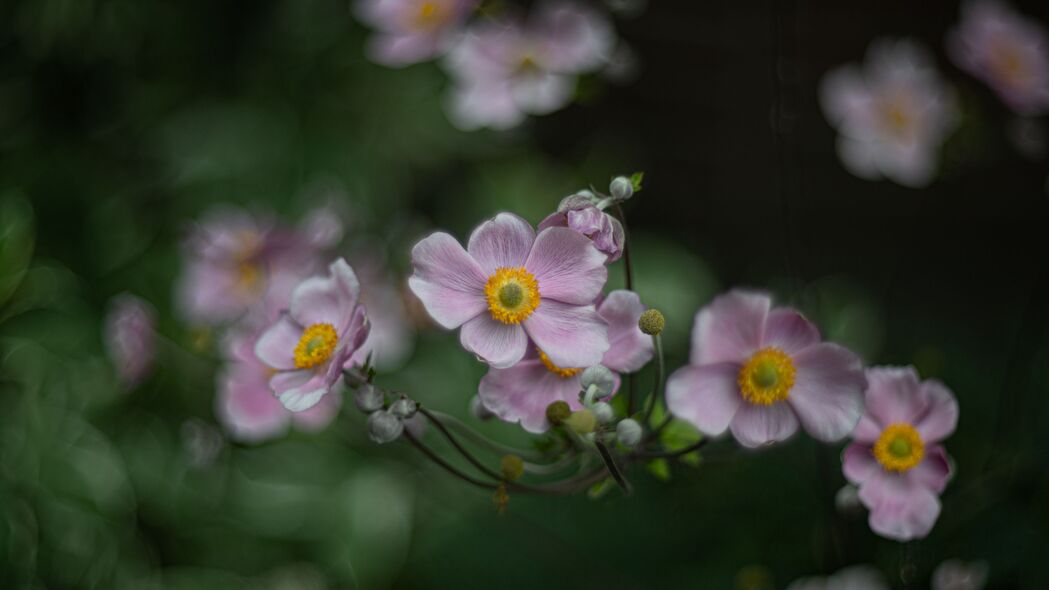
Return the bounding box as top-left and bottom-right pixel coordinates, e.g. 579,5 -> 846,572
443,1 -> 615,130
216,329 -> 341,443
355,0 -> 478,67
538,192 -> 625,261
932,559 -> 989,590
665,290 -> 867,448
181,418 -> 225,468
255,259 -> 370,412
104,293 -> 157,390
842,366 -> 958,541
820,39 -> 959,188
948,1 -> 1049,115
350,250 -> 416,370
408,212 -> 609,369
477,290 -> 651,432
785,565 -> 889,590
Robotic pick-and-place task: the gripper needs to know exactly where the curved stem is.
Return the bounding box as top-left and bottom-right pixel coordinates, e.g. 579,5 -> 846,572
402,429 -> 500,491
614,202 -> 634,292
418,406 -> 506,482
631,438 -> 708,460
428,410 -> 547,461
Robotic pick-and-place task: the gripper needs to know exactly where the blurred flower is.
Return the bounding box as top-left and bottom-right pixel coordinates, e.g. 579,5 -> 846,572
350,249 -> 416,370
181,418 -> 225,468
443,1 -> 615,130
665,290 -> 866,448
932,559 -> 989,590
216,328 -> 341,443
820,39 -> 959,187
785,565 -> 889,590
255,259 -> 370,412
538,193 -> 625,261
408,212 -> 608,369
104,293 -> 157,390
842,366 -> 958,541
948,1 -> 1049,115
477,290 -> 652,432
355,0 -> 478,67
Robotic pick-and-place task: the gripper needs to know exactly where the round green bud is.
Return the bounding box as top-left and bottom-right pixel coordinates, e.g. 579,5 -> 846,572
565,409 -> 597,434
616,418 -> 643,446
591,401 -> 615,424
546,401 -> 572,425
367,411 -> 403,444
500,454 -> 524,481
580,365 -> 616,398
638,308 -> 665,336
389,397 -> 417,419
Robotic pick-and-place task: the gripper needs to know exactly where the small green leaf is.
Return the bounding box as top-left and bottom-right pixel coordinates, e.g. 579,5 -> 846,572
649,405 -> 703,453
629,171 -> 644,193
587,477 -> 615,499
678,452 -> 702,467
646,458 -> 671,481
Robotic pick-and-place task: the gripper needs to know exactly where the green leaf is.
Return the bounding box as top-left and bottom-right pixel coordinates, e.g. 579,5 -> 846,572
646,458 -> 671,481
649,404 -> 703,453
587,477 -> 615,499
629,171 -> 644,193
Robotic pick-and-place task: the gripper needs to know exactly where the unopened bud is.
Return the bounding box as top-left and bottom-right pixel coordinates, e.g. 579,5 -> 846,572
609,176 -> 633,201
835,484 -> 861,514
546,401 -> 571,425
565,409 -> 597,434
353,383 -> 384,413
389,397 -> 417,419
469,396 -> 494,420
580,365 -> 616,398
500,455 -> 524,481
367,411 -> 403,444
591,401 -> 615,424
616,418 -> 642,446
638,309 -> 665,336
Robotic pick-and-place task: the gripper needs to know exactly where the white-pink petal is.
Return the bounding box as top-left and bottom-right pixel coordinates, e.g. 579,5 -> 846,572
408,231 -> 488,329
459,314 -> 528,369
525,227 -> 608,305
665,363 -> 742,437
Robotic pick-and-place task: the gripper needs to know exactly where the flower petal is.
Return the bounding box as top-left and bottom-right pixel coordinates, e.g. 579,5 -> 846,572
523,300 -> 608,369
864,366 -> 925,427
525,227 -> 608,305
289,259 -> 360,328
215,365 -> 290,443
408,231 -> 488,329
271,370 -> 331,413
478,360 -> 583,433
859,470 -> 941,541
842,443 -> 879,485
466,212 -> 535,275
729,401 -> 799,448
914,379 -> 959,443
906,444 -> 951,494
598,290 -> 654,373
459,314 -> 528,369
762,308 -> 821,355
292,389 -> 342,432
690,290 -> 770,365
788,343 -> 867,442
254,314 -> 302,370
665,363 -> 742,437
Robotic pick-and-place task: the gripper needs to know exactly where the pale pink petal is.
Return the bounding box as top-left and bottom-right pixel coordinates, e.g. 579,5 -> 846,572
788,343 -> 867,442
272,370 -> 330,413
289,259 -> 361,329
842,443 -> 879,485
445,82 -> 525,131
864,366 -> 925,426
408,232 -> 488,329
510,71 -> 574,115
762,308 -> 821,355
598,290 -> 654,373
836,136 -> 882,181
852,414 -> 884,445
215,365 -> 290,443
366,33 -> 444,67
292,389 -> 342,432
254,314 -> 302,370
523,300 -> 608,369
665,363 -> 742,437
729,401 -> 799,448
525,227 -> 608,305
859,469 -> 941,541
459,314 -> 528,368
914,379 -> 959,443
690,290 -> 770,365
906,444 -> 951,494
478,360 -> 584,433
466,212 -> 535,275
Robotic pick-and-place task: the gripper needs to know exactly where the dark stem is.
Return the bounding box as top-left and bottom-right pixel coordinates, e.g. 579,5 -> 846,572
402,429 -> 500,491
418,406 -> 505,482
614,201 -> 638,414
595,441 -> 632,495
631,438 -> 708,460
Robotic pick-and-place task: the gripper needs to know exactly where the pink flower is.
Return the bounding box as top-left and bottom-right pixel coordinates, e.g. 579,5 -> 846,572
354,0 -> 478,67
104,293 -> 157,390
842,366 -> 958,541
665,290 -> 867,448
948,1 -> 1049,115
408,212 -> 609,369
820,39 -> 959,188
538,193 -> 625,262
349,249 -> 416,370
443,1 -> 615,130
255,259 -> 370,412
786,565 -> 888,590
216,328 -> 341,443
478,290 -> 653,432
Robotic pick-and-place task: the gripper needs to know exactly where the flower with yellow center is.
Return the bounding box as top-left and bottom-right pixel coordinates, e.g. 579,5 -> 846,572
737,347 -> 796,405
293,323 -> 339,369
235,261 -> 263,294
537,349 -> 582,378
484,266 -> 540,325
873,422 -> 925,472
411,1 -> 449,30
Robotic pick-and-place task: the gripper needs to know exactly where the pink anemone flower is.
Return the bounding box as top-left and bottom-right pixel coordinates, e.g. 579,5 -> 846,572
354,0 -> 479,67
666,290 -> 867,448
478,290 -> 653,432
408,212 -> 609,369
842,366 -> 958,541
255,259 -> 370,412
538,192 -> 625,262
104,293 -> 157,390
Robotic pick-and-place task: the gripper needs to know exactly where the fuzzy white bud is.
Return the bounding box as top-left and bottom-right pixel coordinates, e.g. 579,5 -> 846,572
367,411 -> 403,444
389,397 -> 417,419
353,384 -> 384,413
609,176 -> 634,201
591,401 -> 615,424
616,419 -> 642,446
580,365 -> 616,398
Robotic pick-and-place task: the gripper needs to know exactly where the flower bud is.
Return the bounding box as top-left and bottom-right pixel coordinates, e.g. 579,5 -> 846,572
580,365 -> 616,399
565,409 -> 597,434
546,401 -> 571,425
638,308 -> 665,336
469,395 -> 494,420
500,454 -> 524,481
389,397 -> 417,419
353,383 -> 384,413
834,484 -> 862,514
591,401 -> 615,424
616,418 -> 642,446
367,410 -> 403,444
609,176 -> 634,201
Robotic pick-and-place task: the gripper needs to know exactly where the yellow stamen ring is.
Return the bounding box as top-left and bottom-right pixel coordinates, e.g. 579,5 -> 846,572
737,347 -> 796,405
538,349 -> 582,379
873,423 -> 925,472
293,323 -> 339,369
485,266 -> 540,325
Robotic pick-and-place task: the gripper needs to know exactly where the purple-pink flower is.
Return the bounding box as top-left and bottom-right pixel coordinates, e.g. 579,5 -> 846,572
820,39 -> 959,188
255,259 -> 370,412
408,212 -> 609,369
104,293 -> 157,390
443,1 -> 614,130
478,290 -> 653,432
842,366 -> 957,541
539,192 -> 625,262
948,1 -> 1049,115
665,290 -> 867,448
355,0 -> 478,67
216,329 -> 341,443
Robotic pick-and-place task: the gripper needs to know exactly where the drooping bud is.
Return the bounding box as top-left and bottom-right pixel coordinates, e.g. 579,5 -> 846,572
469,396 -> 494,420
616,418 -> 642,446
500,454 -> 524,481
580,365 -> 616,399
638,308 -> 665,336
545,401 -> 571,425
367,410 -> 403,444
389,397 -> 418,420
609,176 -> 634,201
353,383 -> 384,413
565,409 -> 597,434
591,401 -> 615,424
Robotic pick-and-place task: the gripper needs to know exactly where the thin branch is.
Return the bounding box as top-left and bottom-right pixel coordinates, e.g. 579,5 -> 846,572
402,429 -> 500,491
